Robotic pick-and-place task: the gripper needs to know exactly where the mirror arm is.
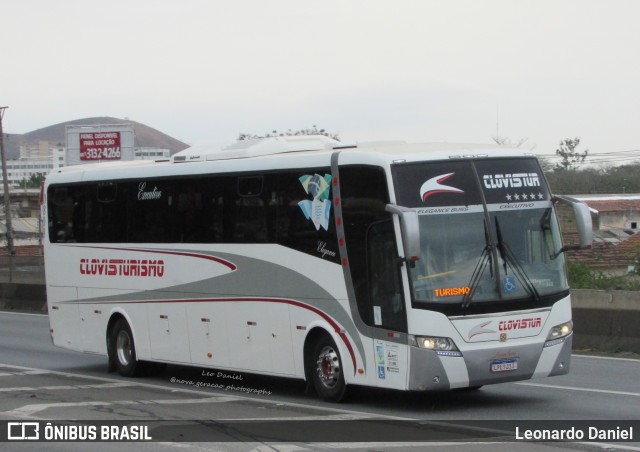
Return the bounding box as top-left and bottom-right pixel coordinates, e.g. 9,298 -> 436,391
385,204 -> 421,266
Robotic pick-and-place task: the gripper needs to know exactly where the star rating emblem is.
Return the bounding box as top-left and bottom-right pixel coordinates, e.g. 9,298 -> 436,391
501,192 -> 546,202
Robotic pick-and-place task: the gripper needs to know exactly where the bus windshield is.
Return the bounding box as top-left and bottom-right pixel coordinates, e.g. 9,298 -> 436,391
392,157 -> 568,312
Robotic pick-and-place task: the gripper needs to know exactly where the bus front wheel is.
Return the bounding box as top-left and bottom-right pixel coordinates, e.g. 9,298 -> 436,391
310,335 -> 347,402
108,318 -> 141,377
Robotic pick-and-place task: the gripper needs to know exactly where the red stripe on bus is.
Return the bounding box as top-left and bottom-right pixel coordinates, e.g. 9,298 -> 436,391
66,296 -> 358,374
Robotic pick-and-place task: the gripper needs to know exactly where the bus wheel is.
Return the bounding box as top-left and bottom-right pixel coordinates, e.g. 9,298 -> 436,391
108,318 -> 140,377
311,335 -> 347,402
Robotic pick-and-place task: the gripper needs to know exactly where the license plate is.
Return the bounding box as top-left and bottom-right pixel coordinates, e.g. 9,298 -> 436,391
490,359 -> 518,372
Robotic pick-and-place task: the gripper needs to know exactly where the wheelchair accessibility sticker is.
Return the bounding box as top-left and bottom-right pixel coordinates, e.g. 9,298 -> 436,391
503,275 -> 517,293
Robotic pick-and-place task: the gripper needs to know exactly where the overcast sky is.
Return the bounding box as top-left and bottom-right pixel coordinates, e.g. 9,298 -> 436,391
2,0 -> 640,161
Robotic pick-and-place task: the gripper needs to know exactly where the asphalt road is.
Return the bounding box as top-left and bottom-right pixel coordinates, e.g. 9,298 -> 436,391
0,311 -> 638,451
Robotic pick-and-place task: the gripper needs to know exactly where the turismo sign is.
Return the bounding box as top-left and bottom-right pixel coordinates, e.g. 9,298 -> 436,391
79,132 -> 121,160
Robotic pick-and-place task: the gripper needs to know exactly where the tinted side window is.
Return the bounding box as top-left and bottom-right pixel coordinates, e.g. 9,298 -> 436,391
367,220 -> 406,331
340,166 -> 403,329
47,169 -> 339,263
275,171 -> 339,263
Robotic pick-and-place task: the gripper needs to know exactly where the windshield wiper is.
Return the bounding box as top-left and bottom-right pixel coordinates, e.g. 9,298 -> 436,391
461,221 -> 494,309
461,245 -> 491,309
495,217 -> 541,303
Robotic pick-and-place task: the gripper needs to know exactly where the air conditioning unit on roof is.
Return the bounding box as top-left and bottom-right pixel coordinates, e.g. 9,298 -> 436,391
172,135 -> 341,163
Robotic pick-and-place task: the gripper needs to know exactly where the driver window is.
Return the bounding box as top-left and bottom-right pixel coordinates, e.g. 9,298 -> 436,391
367,220 -> 407,332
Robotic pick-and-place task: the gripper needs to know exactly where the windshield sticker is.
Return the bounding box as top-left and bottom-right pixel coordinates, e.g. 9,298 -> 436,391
385,343 -> 400,373
419,173 -> 464,201
298,174 -> 332,231
373,306 -> 382,325
375,343 -> 386,379
503,275 -> 517,293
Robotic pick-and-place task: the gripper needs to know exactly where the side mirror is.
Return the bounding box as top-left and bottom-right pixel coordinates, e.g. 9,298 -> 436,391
553,195 -> 593,251
385,204 -> 421,265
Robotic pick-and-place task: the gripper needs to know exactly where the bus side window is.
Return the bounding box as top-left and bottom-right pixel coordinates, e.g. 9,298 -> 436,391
48,187 -> 77,243
232,176 -> 267,243
93,183 -> 122,243
275,170 -> 339,262
177,182 -> 205,242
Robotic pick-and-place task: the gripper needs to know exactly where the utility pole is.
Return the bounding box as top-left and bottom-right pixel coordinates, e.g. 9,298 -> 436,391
0,106 -> 15,258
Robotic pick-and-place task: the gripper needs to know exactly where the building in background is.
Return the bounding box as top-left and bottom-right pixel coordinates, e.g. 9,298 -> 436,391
565,194 -> 640,275
0,141 -> 65,188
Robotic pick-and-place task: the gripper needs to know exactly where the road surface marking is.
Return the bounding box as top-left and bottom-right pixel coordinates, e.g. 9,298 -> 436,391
515,381 -> 640,397
2,396 -> 239,417
0,381 -> 135,392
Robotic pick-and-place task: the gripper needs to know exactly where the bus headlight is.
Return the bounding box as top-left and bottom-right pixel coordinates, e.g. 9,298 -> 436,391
409,335 -> 462,357
544,321 -> 573,347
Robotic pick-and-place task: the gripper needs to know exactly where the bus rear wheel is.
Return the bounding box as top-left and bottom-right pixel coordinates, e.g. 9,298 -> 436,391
310,335 -> 347,402
108,318 -> 141,377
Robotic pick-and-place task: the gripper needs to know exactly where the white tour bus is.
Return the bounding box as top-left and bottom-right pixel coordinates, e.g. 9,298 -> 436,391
43,136 -> 592,401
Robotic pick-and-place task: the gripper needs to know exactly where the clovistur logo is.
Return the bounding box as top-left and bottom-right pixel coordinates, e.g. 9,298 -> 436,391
420,173 -> 464,201
468,320 -> 496,340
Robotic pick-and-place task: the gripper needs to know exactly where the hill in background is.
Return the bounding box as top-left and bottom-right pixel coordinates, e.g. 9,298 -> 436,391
3,117 -> 190,159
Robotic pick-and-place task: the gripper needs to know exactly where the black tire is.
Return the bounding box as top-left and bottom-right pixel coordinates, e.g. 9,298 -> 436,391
309,334 -> 347,402
108,318 -> 141,377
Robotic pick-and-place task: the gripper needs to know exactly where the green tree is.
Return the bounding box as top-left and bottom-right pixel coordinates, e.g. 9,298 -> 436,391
555,137 -> 588,171
19,173 -> 46,189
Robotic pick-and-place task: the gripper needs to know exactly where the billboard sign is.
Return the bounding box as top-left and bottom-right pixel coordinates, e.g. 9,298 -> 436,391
79,131 -> 121,160
66,124 -> 135,165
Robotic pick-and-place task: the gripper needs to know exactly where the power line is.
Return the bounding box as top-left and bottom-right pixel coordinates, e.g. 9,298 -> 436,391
538,149 -> 640,166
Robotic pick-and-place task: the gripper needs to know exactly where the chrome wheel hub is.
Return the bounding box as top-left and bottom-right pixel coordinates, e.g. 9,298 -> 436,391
116,330 -> 132,366
316,345 -> 340,389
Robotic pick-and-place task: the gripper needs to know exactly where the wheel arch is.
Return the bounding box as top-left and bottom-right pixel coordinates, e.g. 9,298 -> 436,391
303,325 -> 353,382
105,309 -> 136,350
105,308 -> 140,367
303,326 -> 330,382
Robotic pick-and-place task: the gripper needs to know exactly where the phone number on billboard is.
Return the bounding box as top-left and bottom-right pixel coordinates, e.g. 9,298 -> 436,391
81,148 -> 121,160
